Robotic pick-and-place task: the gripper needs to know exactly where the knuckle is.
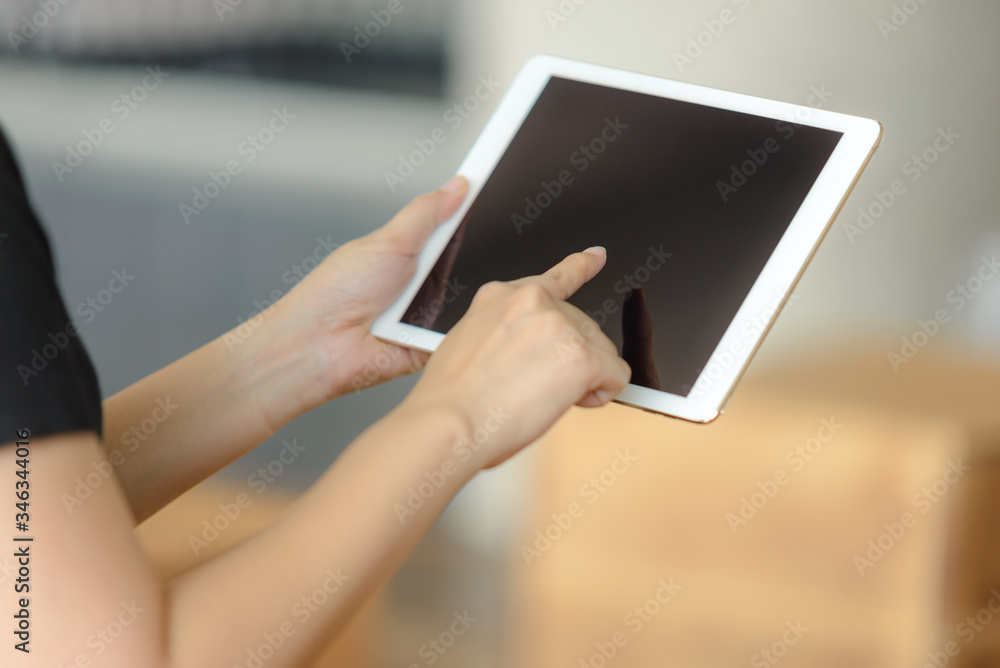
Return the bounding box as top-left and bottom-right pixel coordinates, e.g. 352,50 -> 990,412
565,252 -> 590,273
472,280 -> 505,305
500,284 -> 549,322
535,309 -> 570,336
563,345 -> 600,381
618,359 -> 633,384
578,318 -> 600,338
513,283 -> 548,308
411,191 -> 437,211
372,226 -> 408,250
548,266 -> 566,287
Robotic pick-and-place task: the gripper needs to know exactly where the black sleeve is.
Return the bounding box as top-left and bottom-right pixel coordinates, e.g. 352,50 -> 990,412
0,123 -> 103,443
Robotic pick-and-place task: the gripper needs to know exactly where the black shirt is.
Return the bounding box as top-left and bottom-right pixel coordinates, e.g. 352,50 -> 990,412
0,124 -> 103,443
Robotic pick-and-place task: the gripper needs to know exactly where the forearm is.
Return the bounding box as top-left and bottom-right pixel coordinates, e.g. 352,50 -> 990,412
101,179 -> 471,524
166,401 -> 473,668
102,299 -> 328,522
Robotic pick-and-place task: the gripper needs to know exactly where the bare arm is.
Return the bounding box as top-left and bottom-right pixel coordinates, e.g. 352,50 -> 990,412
167,401 -> 471,667
101,301 -> 324,523
9,411 -> 467,668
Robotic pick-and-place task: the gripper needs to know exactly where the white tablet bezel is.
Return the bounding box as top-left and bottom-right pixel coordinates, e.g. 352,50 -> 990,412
372,54 -> 882,423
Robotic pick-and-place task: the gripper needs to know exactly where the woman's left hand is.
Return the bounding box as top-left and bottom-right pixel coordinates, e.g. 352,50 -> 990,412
270,176 -> 469,410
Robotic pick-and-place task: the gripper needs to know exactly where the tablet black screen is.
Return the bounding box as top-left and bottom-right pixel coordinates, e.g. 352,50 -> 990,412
402,76 -> 842,396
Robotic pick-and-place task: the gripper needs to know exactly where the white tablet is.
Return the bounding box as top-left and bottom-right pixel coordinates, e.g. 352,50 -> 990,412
372,55 -> 882,423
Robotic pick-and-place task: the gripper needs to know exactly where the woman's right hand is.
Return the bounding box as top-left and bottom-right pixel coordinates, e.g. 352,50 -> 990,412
398,246 -> 632,471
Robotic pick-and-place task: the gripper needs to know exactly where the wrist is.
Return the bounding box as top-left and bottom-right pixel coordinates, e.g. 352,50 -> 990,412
389,395 -> 482,481
226,297 -> 330,434
394,388 -> 518,473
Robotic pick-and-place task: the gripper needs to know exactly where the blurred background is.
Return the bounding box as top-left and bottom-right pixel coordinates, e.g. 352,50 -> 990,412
2,0 -> 999,666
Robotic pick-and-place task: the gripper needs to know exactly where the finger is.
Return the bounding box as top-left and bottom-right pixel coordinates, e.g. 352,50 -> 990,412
574,344 -> 632,407
403,346 -> 431,374
559,303 -> 620,358
521,246 -> 607,302
377,175 -> 468,254
577,391 -> 606,408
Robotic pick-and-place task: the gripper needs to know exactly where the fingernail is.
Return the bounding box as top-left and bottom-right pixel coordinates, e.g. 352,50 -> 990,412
441,175 -> 465,193
583,246 -> 606,256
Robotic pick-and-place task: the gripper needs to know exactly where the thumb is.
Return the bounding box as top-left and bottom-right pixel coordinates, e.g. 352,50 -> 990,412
377,176 -> 469,252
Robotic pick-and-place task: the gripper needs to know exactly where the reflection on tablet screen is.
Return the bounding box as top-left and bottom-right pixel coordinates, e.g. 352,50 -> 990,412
402,76 -> 842,397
